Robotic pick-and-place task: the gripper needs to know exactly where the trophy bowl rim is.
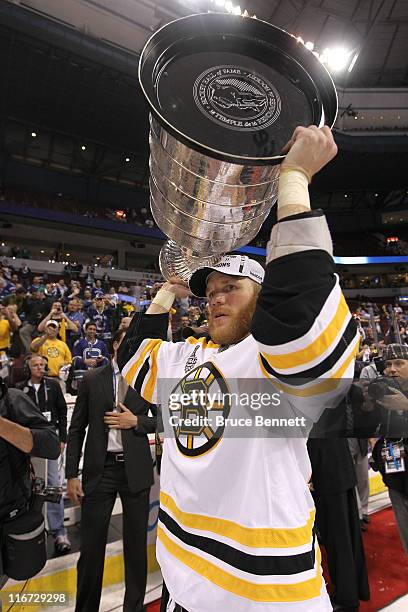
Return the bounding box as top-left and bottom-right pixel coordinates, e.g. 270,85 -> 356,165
139,12 -> 338,166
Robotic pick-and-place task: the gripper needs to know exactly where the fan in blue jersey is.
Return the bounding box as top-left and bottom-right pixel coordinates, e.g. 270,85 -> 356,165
72,321 -> 109,370
85,293 -> 113,340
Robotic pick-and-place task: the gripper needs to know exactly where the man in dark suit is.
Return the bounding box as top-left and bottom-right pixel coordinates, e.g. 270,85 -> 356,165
65,328 -> 156,612
15,354 -> 70,555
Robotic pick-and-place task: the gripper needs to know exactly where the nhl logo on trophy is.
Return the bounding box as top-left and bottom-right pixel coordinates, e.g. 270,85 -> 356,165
139,13 -> 337,282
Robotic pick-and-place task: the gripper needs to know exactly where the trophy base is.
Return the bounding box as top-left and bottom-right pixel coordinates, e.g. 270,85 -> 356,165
159,240 -> 223,283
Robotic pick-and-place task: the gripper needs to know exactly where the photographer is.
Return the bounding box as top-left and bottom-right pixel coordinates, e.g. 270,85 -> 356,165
370,344 -> 408,555
367,344 -> 408,437
16,355 -> 71,555
0,381 -> 60,596
372,437 -> 408,555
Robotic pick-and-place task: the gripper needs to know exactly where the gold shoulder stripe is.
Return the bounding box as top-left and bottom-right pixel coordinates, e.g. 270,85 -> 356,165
186,336 -> 220,349
124,339 -> 162,388
158,527 -> 322,602
259,336 -> 358,398
160,492 -> 314,549
144,341 -> 162,403
262,294 -> 349,370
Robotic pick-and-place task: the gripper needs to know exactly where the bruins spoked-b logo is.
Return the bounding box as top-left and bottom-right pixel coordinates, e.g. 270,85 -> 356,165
193,65 -> 281,132
168,362 -> 231,457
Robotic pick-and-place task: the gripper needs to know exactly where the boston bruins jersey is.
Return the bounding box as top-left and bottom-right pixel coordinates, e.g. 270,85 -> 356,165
118,211 -> 359,612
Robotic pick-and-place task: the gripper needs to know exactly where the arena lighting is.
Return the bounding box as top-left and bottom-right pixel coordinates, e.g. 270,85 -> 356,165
322,47 -> 353,72
209,0 -> 244,16
295,37 -> 356,74
31,131 -> 37,138
66,253 -> 70,256
40,250 -> 44,253
81,145 -> 86,151
125,157 -> 130,162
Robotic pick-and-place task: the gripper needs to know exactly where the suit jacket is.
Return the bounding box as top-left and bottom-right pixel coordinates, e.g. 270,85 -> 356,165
65,363 -> 156,494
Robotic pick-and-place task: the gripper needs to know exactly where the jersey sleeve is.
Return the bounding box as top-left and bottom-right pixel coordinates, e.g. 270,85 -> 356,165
117,313 -> 192,405
252,210 -> 359,421
72,339 -> 85,368
64,344 -> 73,364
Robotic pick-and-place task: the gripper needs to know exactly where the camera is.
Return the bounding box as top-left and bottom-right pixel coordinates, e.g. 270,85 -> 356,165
32,477 -> 62,504
368,376 -> 401,401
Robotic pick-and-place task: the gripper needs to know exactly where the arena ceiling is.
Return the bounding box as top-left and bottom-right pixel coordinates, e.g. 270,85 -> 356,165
0,0 -> 408,230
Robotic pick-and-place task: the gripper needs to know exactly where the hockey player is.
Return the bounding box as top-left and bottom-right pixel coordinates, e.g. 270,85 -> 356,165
118,126 -> 359,611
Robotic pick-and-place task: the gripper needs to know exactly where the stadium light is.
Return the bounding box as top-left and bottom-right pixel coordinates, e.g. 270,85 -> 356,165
125,157 -> 130,163
325,47 -> 353,72
81,145 -> 86,151
31,132 -> 37,138
209,0 -> 247,16
295,35 -> 357,74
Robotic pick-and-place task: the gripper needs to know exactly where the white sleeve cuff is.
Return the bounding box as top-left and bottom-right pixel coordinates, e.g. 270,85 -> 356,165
266,212 -> 333,264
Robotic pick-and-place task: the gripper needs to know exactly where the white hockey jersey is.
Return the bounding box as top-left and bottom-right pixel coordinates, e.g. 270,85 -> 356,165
119,211 -> 359,612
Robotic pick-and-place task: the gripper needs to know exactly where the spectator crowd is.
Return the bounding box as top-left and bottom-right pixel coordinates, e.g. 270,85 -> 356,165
0,258 -> 212,389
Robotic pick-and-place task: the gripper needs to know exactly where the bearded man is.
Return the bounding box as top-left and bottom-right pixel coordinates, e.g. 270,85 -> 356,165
118,126 -> 359,612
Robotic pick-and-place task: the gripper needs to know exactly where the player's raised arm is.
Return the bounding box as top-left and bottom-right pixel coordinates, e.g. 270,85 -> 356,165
252,126 -> 359,412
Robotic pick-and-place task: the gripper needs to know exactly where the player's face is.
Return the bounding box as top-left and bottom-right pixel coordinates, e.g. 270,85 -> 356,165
206,273 -> 258,346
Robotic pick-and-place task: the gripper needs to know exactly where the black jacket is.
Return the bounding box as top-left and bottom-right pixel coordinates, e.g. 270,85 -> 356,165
307,438 -> 357,496
21,297 -> 50,326
65,364 -> 156,495
372,438 -> 408,496
0,388 -> 60,522
16,378 -> 68,443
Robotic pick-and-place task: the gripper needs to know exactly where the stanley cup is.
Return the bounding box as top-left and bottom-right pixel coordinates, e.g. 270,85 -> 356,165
139,13 -> 337,281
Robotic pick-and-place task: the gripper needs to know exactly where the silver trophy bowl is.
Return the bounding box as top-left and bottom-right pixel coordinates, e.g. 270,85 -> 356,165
139,13 -> 337,281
